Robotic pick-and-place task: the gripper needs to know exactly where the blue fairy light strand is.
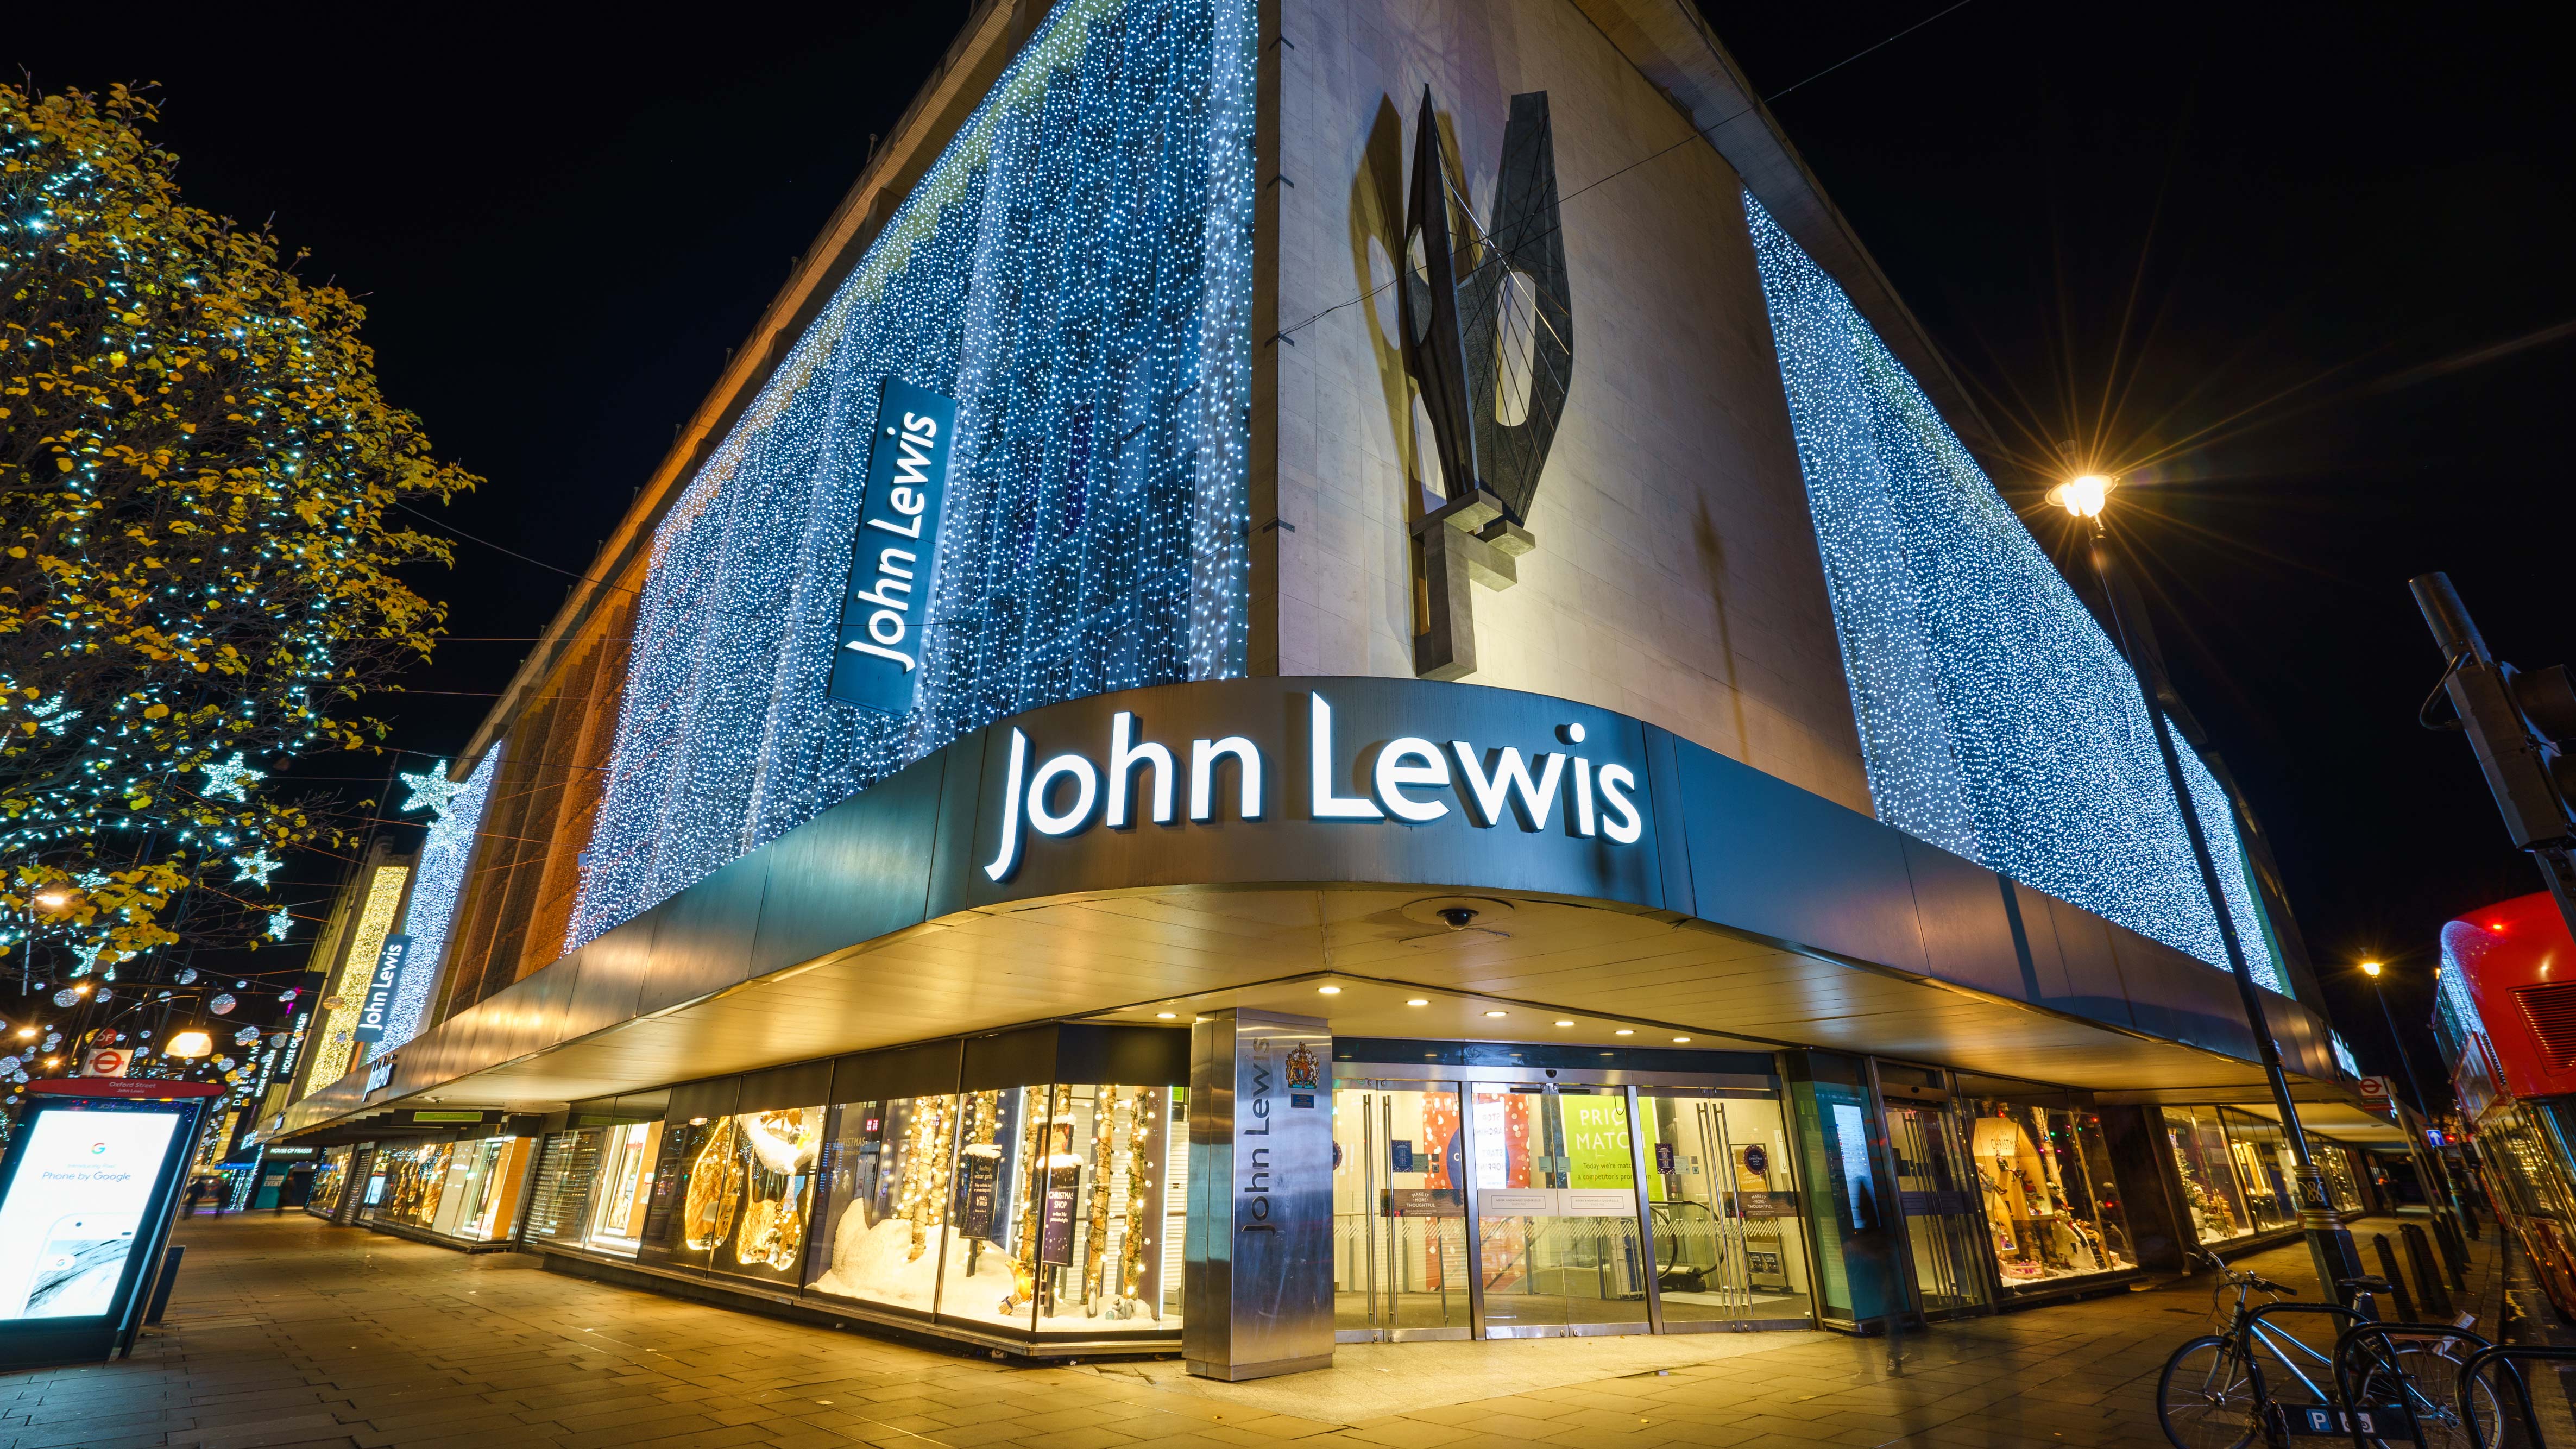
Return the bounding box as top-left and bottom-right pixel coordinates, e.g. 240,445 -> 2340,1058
570,0 -> 1254,947
376,747 -> 499,1051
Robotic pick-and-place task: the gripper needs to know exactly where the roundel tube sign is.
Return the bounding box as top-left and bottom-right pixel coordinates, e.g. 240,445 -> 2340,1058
81,1048 -> 129,1078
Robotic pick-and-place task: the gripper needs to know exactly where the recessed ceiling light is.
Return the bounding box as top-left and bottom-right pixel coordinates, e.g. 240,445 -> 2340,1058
1554,1020 -> 1574,1028
1154,1012 -> 1177,1019
1672,1036 -> 1691,1044
1614,1029 -> 1634,1036
1406,999 -> 1429,1007
1484,1010 -> 1507,1018
1317,985 -> 1341,995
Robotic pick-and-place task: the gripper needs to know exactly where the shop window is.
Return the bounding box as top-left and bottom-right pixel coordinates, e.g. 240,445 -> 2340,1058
1967,1102 -> 2135,1288
525,1129 -> 602,1248
2320,1144 -> 2365,1214
585,1121 -> 663,1256
2218,1110 -> 2297,1234
805,1083 -> 1185,1335
664,1106 -> 827,1286
808,1093 -> 963,1313
366,1136 -> 532,1243
308,1147 -> 351,1219
2163,1106 -> 2254,1244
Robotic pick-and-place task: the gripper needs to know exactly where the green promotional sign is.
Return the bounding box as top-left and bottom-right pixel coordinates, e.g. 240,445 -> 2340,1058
1562,1095 -> 1634,1189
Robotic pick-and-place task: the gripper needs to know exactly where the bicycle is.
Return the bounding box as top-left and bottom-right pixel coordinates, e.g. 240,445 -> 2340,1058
2158,1250 -> 2498,1448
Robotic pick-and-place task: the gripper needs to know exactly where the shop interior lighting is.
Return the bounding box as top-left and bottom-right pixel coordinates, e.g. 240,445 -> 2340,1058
1553,1019 -> 1574,1027
1614,1029 -> 1634,1036
1316,985 -> 1341,995
1746,195 -> 2284,993
1672,1036 -> 1691,1044
1154,1011 -> 1176,1019
1406,999 -> 1429,1007
1483,1010 -> 1507,1018
570,0 -> 1256,949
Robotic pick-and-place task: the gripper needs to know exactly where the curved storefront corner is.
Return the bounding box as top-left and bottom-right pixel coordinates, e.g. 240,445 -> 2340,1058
268,677 -> 2337,1139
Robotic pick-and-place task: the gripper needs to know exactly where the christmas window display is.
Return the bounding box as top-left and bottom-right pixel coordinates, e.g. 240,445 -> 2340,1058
804,1083 -> 1183,1333
374,1142 -> 453,1230
679,1106 -> 826,1284
809,1091 -> 969,1313
1967,1103 -> 2134,1288
2162,1106 -> 2253,1243
307,1146 -> 351,1219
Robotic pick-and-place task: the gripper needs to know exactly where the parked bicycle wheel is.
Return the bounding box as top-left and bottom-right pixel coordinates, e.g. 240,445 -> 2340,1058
2160,1335 -> 2260,1449
2353,1343 -> 2502,1449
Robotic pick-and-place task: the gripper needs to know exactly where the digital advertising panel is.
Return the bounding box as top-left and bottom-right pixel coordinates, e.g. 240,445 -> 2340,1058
0,1083 -> 211,1366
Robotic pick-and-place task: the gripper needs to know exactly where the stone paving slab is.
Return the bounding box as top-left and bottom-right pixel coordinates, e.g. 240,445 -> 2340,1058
0,1210 -> 2513,1448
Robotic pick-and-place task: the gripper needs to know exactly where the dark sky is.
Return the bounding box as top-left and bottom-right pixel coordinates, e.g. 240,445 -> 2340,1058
14,1 -> 2567,1099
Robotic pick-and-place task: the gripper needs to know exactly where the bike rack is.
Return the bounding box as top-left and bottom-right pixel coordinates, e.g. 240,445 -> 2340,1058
2238,1300 -> 2366,1437
2331,1321 -> 2492,1449
2459,1344 -> 2576,1448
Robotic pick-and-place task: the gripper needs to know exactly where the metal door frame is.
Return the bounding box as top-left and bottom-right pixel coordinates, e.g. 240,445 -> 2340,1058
1865,1059 -> 1999,1321
1333,1079 -> 1475,1343
1470,1081 -> 1655,1340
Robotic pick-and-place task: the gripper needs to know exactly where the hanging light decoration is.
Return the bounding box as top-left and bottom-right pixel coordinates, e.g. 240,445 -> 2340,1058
209,993 -> 236,1015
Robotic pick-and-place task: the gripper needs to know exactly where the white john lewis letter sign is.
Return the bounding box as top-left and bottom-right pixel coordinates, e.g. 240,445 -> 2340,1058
984,691 -> 1642,881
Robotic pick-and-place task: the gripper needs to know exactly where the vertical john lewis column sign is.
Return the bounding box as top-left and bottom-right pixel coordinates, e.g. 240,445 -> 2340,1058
1184,1010 -> 1332,1381
827,378 -> 958,714
351,935 -> 413,1045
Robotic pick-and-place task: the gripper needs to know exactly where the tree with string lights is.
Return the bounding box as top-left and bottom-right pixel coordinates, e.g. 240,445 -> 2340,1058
0,81 -> 476,993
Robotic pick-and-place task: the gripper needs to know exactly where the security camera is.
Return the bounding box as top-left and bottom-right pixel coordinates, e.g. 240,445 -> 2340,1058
1437,906 -> 1479,930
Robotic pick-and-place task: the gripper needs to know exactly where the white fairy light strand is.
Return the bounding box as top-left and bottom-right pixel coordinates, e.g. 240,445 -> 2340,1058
1745,194 -> 2285,992
377,747 -> 500,1051
570,0 -> 1254,947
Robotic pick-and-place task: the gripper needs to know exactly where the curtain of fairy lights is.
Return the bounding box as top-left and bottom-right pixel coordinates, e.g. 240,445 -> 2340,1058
375,747 -> 499,1051
1746,194 -> 2284,992
570,0 -> 1252,947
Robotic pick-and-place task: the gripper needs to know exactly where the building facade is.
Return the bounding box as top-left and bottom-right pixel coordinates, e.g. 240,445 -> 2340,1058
261,0 -> 2380,1369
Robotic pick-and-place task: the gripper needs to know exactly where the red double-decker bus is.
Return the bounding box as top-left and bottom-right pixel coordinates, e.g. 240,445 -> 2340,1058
2436,891 -> 2576,1320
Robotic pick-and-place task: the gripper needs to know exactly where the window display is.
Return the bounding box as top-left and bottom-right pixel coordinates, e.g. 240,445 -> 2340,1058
363,1136 -> 531,1243
587,1121 -> 662,1255
1967,1102 -> 2134,1288
2222,1112 -> 2296,1233
663,1106 -> 825,1283
306,1146 -> 351,1219
2163,1106 -> 2254,1244
805,1083 -> 1183,1333
2320,1143 -> 2365,1214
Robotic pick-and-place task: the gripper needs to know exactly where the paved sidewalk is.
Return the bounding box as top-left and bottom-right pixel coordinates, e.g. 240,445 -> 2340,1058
0,1211 -> 2505,1449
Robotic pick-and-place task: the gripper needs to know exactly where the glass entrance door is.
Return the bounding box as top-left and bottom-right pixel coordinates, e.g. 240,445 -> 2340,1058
1332,1081 -> 1471,1340
1637,1091 -> 1816,1328
1471,1084 -> 1651,1337
1882,1098 -> 1993,1316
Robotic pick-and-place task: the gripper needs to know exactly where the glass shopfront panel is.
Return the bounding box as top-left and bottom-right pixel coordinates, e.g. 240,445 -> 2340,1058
2164,1106 -> 2256,1244
1966,1101 -> 2136,1289
2221,1111 -> 2297,1234
1637,1088 -> 1812,1326
1473,1084 -> 1652,1335
2320,1143 -> 2365,1214
804,1083 -> 1186,1337
1334,1082 -> 1470,1338
363,1136 -> 531,1242
307,1146 -> 351,1219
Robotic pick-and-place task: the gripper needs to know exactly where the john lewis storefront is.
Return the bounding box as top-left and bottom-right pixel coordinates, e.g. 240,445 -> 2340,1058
260,0 -> 2379,1380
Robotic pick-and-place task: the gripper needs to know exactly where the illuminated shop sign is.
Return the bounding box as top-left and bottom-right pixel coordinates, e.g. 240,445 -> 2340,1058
351,935 -> 413,1045
984,690 -> 1643,882
827,378 -> 958,716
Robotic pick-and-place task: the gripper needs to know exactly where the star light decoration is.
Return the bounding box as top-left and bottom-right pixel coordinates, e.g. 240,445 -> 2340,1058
396,760 -> 469,819
1744,195 -> 2284,992
197,752 -> 266,802
266,909 -> 293,941
569,0 -> 1254,949
232,849 -> 281,887
374,749 -> 499,1051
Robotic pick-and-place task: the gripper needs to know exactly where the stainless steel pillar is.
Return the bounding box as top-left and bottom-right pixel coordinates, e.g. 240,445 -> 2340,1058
1184,1009 -> 1334,1380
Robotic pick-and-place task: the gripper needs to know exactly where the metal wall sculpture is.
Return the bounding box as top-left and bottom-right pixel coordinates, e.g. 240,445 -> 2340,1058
1399,90 -> 1573,681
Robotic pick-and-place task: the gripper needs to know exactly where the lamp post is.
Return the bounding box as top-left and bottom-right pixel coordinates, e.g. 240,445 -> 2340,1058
2359,961 -> 2433,1119
2048,474 -> 2366,1297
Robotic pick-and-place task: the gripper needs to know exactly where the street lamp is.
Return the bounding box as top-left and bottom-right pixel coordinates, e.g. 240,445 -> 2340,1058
2359,960 -> 2434,1119
2053,473 -> 2366,1296
166,1029 -> 214,1060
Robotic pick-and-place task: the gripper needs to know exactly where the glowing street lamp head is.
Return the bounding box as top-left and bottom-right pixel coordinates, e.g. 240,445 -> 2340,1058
166,1029 -> 215,1059
2047,474 -> 2117,519
2361,960 -> 2383,979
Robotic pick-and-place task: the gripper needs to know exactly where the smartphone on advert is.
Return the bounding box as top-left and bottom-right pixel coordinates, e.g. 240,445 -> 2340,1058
17,1214 -> 141,1319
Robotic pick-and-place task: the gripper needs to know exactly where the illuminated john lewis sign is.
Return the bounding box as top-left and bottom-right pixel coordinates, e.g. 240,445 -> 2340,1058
982,690 -> 1642,881
827,378 -> 957,715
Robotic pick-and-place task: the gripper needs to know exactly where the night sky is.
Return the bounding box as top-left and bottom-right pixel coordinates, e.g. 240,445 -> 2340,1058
12,1 -> 2566,1101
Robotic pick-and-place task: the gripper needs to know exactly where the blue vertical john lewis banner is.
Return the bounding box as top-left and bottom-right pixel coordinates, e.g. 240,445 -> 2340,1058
351,935 -> 414,1045
828,380 -> 957,714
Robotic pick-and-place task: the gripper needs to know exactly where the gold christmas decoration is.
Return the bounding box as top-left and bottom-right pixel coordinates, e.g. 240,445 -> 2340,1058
683,1117 -> 744,1251
895,1095 -> 956,1261
1122,1086 -> 1156,1314
734,1108 -> 823,1270
1082,1086 -> 1119,1311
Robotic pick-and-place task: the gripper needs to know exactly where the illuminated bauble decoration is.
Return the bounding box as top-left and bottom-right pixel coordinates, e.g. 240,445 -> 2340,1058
321,996 -> 347,1012
209,994 -> 236,1015
235,980 -> 248,990
0,1057 -> 17,1075
52,989 -> 78,1007
234,1026 -> 262,1046
178,968 -> 198,985
215,1056 -> 235,1070
278,988 -> 298,1004
95,989 -> 112,1002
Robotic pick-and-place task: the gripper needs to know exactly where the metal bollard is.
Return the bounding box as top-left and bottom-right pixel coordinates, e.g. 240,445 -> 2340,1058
2402,1223 -> 2456,1319
2371,1233 -> 2419,1323
143,1244 -> 185,1327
